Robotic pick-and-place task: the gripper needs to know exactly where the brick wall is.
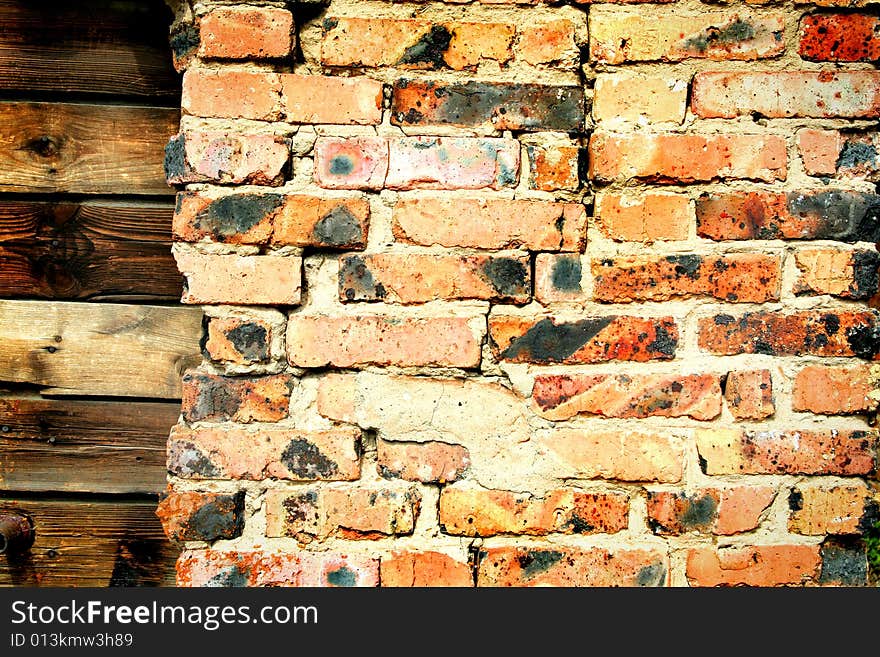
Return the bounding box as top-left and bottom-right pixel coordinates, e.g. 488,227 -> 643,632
159,0 -> 880,587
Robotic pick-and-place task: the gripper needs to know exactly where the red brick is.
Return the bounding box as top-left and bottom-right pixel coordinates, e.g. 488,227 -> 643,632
265,484 -> 421,540
595,192 -> 691,241
488,314 -> 678,363
393,198 -> 586,251
180,371 -> 293,423
724,369 -> 774,420
182,69 -> 281,121
696,190 -> 880,242
695,428 -> 878,476
686,545 -> 820,587
525,142 -> 580,192
647,486 -> 775,536
198,7 -> 294,60
176,550 -> 379,587
205,315 -> 275,365
531,372 -> 722,421
799,13 -> 880,62
593,74 -> 688,125
390,79 -> 585,132
797,129 -> 880,178
692,71 -> 880,119
792,365 -> 877,415
165,132 -> 289,186
477,546 -> 669,586
593,253 -> 780,303
376,439 -> 470,483
339,253 -> 531,304
794,248 -> 880,299
589,11 -> 785,63
589,132 -> 787,183
697,310 -> 880,359
321,17 -> 514,70
281,74 -> 383,125
168,425 -> 361,481
516,19 -> 579,67
789,481 -> 874,535
313,136 -> 388,190
285,314 -> 484,368
534,254 -> 585,303
380,550 -> 473,587
386,137 -> 520,190
439,484 -> 629,536
155,490 -> 245,541
173,250 -> 301,305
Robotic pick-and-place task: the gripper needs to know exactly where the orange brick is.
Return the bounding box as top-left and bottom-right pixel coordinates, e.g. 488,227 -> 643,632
165,132 -> 289,186
173,251 -> 301,305
205,315 -> 275,365
534,254 -> 585,303
516,19 -> 579,67
155,490 -> 245,542
377,439 -> 471,483
789,481 -> 873,535
724,369 -> 774,420
799,13 -> 880,62
526,142 -> 581,192
180,371 -> 294,424
281,74 -> 383,125
182,69 -> 281,121
794,248 -> 880,299
593,74 -> 687,124
198,7 -> 293,59
797,129 -> 880,178
595,192 -> 691,241
686,545 -> 820,587
792,365 -> 877,415
647,486 -> 775,535
380,551 -> 473,587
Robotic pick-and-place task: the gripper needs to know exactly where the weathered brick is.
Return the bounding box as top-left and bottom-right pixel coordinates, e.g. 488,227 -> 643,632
155,490 -> 245,542
820,538 -> 868,587
797,129 -> 880,179
477,546 -> 669,586
794,248 -> 879,299
168,425 -> 361,481
692,71 -> 880,119
789,481 -> 874,535
393,198 -> 586,251
696,190 -> 880,242
488,314 -> 678,363
440,484 -> 629,536
695,428 -> 878,475
174,250 -> 301,305
180,372 -> 293,424
534,254 -> 585,303
380,550 -> 473,587
339,253 -> 531,304
173,192 -> 370,249
313,136 -> 388,190
265,484 -> 421,540
697,310 -> 880,359
792,365 -> 877,415
686,545 -> 820,587
182,69 -> 281,121
647,486 -> 775,536
198,7 -> 294,60
724,369 -> 774,420
164,132 -> 289,186
589,11 -> 785,63
593,254 -> 780,303
282,74 -> 383,125
593,74 -> 688,125
377,439 -> 470,483
390,79 -> 585,132
525,142 -> 580,192
595,192 -> 691,242
799,13 -> 880,62
205,316 -> 274,365
531,372 -> 722,421
321,17 -> 514,70
176,550 -> 380,587
286,314 -> 484,368
516,19 -> 579,67
589,132 -> 787,183
386,137 -> 520,190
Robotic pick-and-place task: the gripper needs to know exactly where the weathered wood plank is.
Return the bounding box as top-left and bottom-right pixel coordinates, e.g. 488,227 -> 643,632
0,497 -> 178,587
0,396 -> 178,494
0,200 -> 180,300
0,102 -> 179,195
0,300 -> 203,398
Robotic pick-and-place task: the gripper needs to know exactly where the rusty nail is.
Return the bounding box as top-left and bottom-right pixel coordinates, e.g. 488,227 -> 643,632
0,513 -> 36,555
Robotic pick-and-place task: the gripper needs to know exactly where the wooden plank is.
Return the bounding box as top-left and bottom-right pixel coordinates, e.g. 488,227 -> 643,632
0,0 -> 180,99
0,300 -> 203,398
0,102 -> 179,195
0,497 -> 178,587
0,200 -> 181,300
0,396 -> 178,494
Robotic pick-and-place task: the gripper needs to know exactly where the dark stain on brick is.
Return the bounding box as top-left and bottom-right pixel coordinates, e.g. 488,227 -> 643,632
482,257 -> 529,298
499,317 -> 615,362
820,537 -> 867,586
184,374 -> 243,423
164,134 -> 187,182
326,566 -> 357,587
714,314 -> 735,326
647,323 -> 678,357
329,155 -> 354,175
313,205 -> 364,246
398,25 -> 453,68
788,488 -> 804,511
205,565 -> 249,588
170,23 -> 200,61
322,17 -> 339,32
787,191 -> 880,243
282,491 -> 319,527
683,18 -> 756,53
665,254 -> 702,280
184,491 -> 246,541
858,498 -> 880,533
168,441 -> 221,478
851,250 -> 880,299
226,322 -> 269,361
566,514 -> 595,534
823,313 -> 841,336
516,549 -> 563,578
551,256 -> 582,291
339,255 -> 385,301
846,321 -> 880,359
281,439 -> 339,479
196,194 -> 281,239
837,140 -> 877,170
679,493 -> 717,529
636,561 -> 667,587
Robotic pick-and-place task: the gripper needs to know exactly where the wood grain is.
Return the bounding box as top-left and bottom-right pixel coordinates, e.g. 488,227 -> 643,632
0,300 -> 203,398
